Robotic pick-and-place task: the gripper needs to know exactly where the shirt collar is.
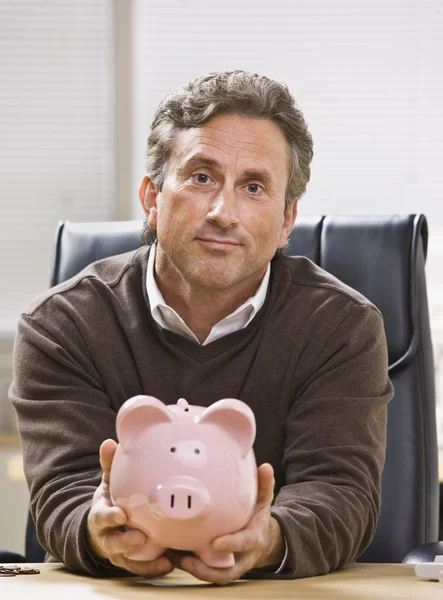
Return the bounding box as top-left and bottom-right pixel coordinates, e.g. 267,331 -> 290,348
146,243 -> 270,345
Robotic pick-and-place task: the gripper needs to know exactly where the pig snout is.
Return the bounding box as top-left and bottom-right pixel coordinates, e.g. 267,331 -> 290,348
152,475 -> 210,519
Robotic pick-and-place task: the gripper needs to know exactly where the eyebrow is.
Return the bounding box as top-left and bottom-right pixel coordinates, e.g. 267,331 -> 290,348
177,154 -> 220,175
177,153 -> 275,187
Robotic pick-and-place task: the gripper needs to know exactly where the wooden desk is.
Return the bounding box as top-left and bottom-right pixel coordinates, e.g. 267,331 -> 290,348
0,563 -> 441,599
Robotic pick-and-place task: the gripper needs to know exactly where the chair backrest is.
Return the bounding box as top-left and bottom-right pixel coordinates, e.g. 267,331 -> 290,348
286,215 -> 438,562
28,215 -> 438,563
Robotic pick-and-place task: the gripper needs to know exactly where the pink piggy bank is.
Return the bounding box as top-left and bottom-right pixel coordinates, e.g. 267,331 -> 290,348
109,395 -> 257,568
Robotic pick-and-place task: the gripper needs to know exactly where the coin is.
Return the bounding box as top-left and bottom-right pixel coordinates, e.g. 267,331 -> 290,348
0,573 -> 16,577
19,568 -> 40,575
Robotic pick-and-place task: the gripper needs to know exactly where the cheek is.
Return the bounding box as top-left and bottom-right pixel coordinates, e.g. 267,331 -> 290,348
156,194 -> 183,227
170,192 -> 208,223
242,207 -> 284,243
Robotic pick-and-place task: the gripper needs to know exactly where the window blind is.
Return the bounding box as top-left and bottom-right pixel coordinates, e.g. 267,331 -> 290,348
0,0 -> 115,334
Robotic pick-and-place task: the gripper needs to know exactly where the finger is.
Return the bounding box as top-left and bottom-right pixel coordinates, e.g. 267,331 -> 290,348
99,439 -> 118,483
212,528 -> 256,553
112,554 -> 174,577
179,555 -> 239,586
165,549 -> 194,569
90,499 -> 127,530
256,463 -> 275,506
102,528 -> 146,557
211,464 -> 274,554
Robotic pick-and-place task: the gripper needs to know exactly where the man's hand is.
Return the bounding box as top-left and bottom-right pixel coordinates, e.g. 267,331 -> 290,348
86,438 -> 174,577
167,463 -> 285,585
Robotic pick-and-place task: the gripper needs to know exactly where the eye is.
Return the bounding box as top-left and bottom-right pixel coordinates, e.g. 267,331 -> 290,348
194,449 -> 200,454
170,447 -> 177,453
247,183 -> 262,194
192,173 -> 211,184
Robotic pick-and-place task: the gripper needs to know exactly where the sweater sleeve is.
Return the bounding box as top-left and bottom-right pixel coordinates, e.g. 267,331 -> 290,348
9,309 -> 128,576
244,303 -> 394,580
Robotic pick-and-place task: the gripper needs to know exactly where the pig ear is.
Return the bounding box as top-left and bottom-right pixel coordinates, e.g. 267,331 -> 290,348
196,399 -> 256,458
116,395 -> 175,450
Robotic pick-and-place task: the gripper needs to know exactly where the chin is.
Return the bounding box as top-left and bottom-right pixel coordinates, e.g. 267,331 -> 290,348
190,270 -> 241,291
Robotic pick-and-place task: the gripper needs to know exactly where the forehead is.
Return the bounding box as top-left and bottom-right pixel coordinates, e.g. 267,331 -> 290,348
169,113 -> 290,178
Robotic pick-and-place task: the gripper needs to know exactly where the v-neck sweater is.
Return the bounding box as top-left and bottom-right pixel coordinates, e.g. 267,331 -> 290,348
9,245 -> 393,579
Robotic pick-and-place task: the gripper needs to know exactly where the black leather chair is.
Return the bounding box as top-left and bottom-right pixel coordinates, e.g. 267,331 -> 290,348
1,215 -> 439,564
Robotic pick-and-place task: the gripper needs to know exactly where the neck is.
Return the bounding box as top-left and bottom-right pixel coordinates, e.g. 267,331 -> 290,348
154,247 -> 266,344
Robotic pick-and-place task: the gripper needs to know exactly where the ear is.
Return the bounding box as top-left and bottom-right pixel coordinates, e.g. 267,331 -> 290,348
138,176 -> 160,231
116,395 -> 175,451
278,200 -> 298,249
196,399 -> 256,458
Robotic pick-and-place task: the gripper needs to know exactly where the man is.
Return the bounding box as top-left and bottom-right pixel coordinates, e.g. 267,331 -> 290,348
9,70 -> 393,584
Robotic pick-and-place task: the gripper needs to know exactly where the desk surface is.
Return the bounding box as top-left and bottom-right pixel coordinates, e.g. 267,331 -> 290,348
0,563 -> 441,599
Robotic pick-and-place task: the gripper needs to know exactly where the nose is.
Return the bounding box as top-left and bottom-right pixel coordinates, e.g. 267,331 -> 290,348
152,476 -> 210,520
206,189 -> 239,228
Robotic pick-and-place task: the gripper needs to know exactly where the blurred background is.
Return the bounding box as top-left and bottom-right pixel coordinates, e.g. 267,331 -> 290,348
1,0 -> 442,555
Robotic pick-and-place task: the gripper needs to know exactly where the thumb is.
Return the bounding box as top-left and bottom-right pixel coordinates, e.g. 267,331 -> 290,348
99,438 -> 118,484
256,463 -> 275,507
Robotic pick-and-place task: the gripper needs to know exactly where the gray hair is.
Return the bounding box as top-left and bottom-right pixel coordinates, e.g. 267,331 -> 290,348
141,70 -> 313,245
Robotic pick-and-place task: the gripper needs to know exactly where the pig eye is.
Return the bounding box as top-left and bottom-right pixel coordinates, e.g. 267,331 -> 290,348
185,408 -> 189,412
194,449 -> 200,454
170,447 -> 177,453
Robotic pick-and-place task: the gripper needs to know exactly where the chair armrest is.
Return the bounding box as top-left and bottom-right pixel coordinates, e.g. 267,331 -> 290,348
402,542 -> 443,563
0,548 -> 26,563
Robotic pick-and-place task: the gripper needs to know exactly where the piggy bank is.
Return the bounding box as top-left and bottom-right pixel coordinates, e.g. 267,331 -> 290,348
109,395 -> 257,568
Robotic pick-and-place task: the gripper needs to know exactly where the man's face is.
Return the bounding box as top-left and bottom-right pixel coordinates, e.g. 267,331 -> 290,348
140,112 -> 297,295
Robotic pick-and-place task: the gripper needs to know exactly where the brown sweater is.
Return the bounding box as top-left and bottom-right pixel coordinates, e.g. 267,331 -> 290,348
9,246 -> 393,579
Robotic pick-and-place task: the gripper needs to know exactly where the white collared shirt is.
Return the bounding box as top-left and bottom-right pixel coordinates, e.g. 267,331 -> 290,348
146,243 -> 271,346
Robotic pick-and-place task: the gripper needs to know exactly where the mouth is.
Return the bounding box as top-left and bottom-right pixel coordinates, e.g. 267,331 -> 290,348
196,238 -> 241,250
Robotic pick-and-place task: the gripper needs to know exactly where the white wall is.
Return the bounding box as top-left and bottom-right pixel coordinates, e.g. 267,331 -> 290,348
130,0 -> 443,227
